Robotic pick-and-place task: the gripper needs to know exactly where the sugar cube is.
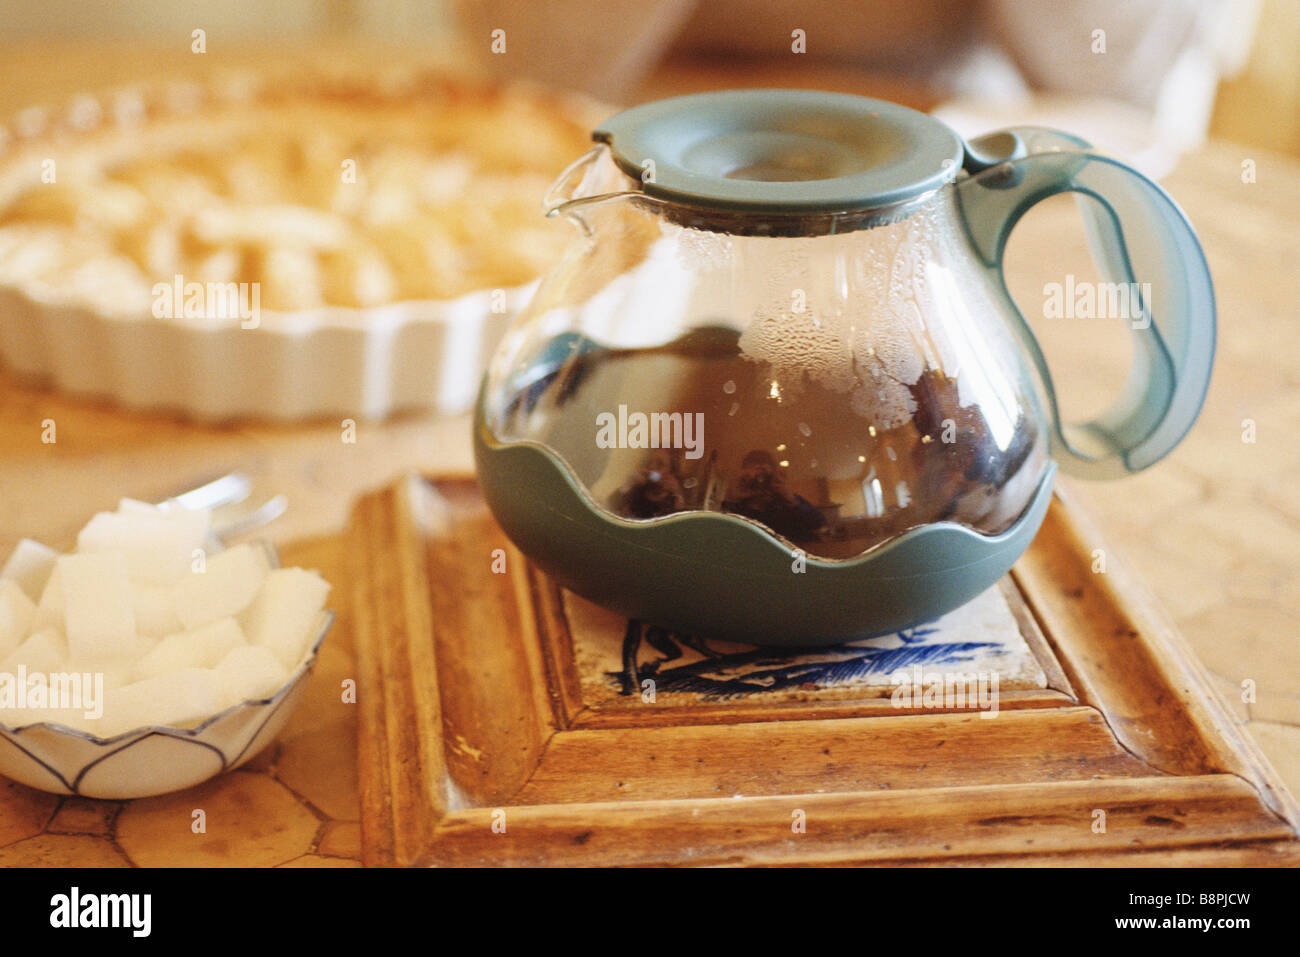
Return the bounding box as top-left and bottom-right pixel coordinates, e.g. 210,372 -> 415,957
0,635 -> 75,730
134,617 -> 246,681
58,553 -> 138,662
99,668 -> 223,737
76,511 -> 143,558
1,539 -> 58,600
68,633 -> 159,691
0,580 -> 37,660
95,662 -> 141,693
31,567 -> 63,633
132,583 -> 183,638
239,567 -> 330,668
171,544 -> 270,631
215,644 -> 289,705
77,503 -> 211,586
0,628 -> 68,678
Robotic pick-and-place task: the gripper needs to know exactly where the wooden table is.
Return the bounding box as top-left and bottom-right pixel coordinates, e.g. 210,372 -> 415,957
0,43 -> 1296,866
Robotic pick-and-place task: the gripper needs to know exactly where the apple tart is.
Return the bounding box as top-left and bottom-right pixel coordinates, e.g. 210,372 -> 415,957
0,71 -> 600,419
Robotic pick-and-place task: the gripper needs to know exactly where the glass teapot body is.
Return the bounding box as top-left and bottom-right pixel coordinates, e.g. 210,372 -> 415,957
482,159 -> 1049,562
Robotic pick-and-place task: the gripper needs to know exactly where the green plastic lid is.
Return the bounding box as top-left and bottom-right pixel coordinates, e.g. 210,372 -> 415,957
593,89 -> 968,214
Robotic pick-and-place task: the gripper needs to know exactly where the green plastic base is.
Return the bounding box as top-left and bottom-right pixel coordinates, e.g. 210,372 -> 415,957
474,408 -> 1055,647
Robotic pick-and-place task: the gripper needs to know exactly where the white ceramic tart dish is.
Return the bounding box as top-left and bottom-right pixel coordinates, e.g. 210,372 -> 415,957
0,71 -> 602,420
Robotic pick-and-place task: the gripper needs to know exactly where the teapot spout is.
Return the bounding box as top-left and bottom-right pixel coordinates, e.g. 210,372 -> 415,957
543,144 -> 644,223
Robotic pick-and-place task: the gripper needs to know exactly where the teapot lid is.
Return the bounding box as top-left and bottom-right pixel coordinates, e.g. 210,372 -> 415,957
593,90 -> 968,215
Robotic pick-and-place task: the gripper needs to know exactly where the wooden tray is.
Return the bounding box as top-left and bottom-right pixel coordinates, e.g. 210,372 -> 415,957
347,474 -> 1300,866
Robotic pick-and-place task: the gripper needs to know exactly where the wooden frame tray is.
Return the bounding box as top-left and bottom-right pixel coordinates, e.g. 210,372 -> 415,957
347,474 -> 1300,866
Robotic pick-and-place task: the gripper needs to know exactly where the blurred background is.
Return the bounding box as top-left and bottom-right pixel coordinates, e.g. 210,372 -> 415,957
0,0 -> 1295,167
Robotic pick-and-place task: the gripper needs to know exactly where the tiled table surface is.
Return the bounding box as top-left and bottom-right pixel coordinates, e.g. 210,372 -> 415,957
0,45 -> 1295,864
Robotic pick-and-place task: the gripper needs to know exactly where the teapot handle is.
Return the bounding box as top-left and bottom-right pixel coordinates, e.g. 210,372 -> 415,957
954,127 -> 1215,480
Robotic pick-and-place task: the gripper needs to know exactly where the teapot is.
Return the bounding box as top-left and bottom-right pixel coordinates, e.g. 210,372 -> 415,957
474,90 -> 1215,645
